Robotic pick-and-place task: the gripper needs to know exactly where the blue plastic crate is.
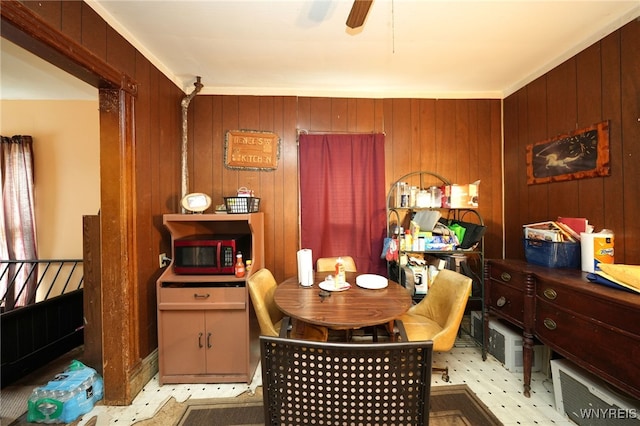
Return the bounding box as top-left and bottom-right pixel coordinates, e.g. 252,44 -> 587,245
523,239 -> 580,269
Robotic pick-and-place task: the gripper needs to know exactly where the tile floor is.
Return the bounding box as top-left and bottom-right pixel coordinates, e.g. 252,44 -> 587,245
3,333 -> 577,425
432,342 -> 574,425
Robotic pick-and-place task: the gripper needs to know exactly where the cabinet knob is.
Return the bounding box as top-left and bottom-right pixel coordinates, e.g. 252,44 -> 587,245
207,332 -> 212,348
194,293 -> 210,299
543,318 -> 557,330
543,288 -> 557,300
496,296 -> 507,307
500,272 -> 511,282
198,332 -> 203,348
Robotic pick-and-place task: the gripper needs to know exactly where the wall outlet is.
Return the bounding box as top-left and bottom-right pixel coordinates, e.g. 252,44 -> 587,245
159,253 -> 170,268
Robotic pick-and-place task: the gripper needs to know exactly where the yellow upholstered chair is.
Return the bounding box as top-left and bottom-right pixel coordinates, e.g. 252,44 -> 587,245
247,268 -> 328,342
316,256 -> 357,273
396,268 -> 472,381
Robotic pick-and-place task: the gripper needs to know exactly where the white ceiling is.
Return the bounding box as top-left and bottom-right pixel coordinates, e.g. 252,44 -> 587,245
0,39 -> 98,100
2,0 -> 640,100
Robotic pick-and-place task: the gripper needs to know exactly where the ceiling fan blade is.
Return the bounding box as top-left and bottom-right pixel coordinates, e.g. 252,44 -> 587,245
346,0 -> 373,29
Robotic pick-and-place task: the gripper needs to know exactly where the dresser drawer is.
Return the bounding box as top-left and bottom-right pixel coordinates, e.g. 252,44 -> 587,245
536,300 -> 640,396
536,282 -> 640,336
158,285 -> 246,307
486,262 -> 527,325
488,262 -> 528,286
487,279 -> 525,326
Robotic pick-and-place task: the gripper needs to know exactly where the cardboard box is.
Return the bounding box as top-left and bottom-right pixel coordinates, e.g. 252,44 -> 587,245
442,181 -> 479,209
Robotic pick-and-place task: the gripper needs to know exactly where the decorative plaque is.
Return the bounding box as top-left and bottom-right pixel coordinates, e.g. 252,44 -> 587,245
224,130 -> 279,171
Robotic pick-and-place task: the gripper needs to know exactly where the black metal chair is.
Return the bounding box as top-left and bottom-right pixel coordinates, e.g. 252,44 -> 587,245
260,332 -> 433,425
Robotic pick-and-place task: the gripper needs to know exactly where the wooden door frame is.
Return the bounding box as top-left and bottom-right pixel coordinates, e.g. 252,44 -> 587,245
1,1 -> 139,404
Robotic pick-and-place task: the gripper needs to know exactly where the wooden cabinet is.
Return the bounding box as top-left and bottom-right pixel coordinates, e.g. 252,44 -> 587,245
485,259 -> 640,400
156,213 -> 263,384
159,303 -> 248,378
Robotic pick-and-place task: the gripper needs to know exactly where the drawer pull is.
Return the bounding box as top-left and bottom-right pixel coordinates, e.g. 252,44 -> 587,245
207,332 -> 212,348
496,296 -> 507,307
500,272 -> 511,282
543,318 -> 557,330
543,288 -> 557,300
198,332 -> 203,348
194,293 -> 210,299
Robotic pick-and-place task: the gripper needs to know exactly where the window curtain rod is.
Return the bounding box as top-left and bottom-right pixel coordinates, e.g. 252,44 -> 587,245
296,129 -> 385,143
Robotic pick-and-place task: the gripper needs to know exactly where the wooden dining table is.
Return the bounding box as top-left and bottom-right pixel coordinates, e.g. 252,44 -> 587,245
273,271 -> 412,333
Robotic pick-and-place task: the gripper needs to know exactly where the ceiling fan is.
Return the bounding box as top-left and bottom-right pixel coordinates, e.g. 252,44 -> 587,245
346,0 -> 374,29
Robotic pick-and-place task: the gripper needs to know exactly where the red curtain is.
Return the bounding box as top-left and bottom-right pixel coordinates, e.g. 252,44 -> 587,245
299,133 -> 386,275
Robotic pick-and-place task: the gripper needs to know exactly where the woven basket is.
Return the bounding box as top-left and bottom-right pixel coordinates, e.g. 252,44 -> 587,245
224,197 -> 260,214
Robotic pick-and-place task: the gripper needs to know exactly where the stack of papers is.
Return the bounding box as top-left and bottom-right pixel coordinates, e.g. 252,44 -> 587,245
557,217 -> 591,240
412,211 -> 441,232
588,263 -> 640,294
523,221 -> 577,242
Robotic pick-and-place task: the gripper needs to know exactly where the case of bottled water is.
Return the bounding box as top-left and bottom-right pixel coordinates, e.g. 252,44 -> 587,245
27,360 -> 104,423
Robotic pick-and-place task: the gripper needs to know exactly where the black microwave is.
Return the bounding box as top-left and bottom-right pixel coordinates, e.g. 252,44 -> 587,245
173,234 -> 250,275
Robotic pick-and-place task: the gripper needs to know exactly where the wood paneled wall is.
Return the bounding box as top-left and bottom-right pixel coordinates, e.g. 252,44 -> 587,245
8,1 -> 502,400
503,18 -> 640,264
190,97 -> 503,283
11,0 -> 184,403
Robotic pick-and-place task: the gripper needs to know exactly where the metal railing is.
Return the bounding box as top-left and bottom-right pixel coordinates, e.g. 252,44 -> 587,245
0,259 -> 84,312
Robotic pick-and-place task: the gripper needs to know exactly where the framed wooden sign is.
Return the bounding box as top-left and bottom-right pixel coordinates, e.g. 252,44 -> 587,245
225,130 -> 279,170
526,120 -> 610,185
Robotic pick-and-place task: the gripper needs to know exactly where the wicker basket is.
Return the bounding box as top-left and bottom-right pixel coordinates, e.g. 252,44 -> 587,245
224,197 -> 260,214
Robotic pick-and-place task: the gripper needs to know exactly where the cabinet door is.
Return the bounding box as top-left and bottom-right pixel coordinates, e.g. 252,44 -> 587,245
160,310 -> 206,375
204,309 -> 247,375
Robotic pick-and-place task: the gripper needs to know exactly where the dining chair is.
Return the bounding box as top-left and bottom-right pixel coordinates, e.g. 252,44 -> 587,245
396,268 -> 472,381
247,268 -> 328,341
316,256 -> 357,272
260,334 -> 433,426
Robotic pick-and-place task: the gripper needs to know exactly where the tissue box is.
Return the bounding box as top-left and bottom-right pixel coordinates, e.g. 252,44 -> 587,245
442,181 -> 479,208
27,360 -> 103,424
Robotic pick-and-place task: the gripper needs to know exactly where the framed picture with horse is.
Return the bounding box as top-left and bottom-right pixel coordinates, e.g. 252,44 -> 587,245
526,120 -> 610,185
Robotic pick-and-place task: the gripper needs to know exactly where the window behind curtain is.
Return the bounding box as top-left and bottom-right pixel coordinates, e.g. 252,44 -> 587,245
1,135 -> 38,309
299,133 -> 386,275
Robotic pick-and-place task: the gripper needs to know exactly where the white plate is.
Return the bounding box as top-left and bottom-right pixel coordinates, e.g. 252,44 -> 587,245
356,274 -> 388,289
318,281 -> 351,292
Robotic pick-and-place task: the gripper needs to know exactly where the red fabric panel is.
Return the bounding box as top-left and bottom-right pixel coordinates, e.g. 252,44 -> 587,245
299,133 -> 386,275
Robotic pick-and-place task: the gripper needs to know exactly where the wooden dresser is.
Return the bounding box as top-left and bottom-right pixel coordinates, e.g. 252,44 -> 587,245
484,259 -> 640,400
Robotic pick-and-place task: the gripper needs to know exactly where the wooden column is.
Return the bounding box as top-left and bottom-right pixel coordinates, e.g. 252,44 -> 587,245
99,87 -> 138,404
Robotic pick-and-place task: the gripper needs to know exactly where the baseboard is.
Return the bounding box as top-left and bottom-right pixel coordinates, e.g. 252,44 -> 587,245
129,349 -> 159,401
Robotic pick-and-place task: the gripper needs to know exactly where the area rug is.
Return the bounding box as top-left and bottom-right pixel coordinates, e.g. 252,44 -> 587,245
177,384 -> 503,426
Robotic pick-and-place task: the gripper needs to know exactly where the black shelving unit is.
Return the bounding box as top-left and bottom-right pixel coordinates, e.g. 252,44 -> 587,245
385,171 -> 485,344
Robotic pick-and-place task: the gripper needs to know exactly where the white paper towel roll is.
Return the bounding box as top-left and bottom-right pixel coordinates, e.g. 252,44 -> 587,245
297,249 -> 314,286
581,230 -> 614,273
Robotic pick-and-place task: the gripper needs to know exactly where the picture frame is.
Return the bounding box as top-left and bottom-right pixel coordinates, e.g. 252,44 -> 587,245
224,130 -> 280,171
526,120 -> 610,185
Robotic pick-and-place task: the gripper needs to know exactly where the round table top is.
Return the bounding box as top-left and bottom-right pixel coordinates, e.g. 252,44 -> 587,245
274,271 -> 412,329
